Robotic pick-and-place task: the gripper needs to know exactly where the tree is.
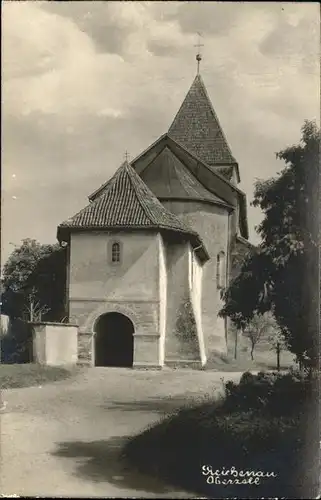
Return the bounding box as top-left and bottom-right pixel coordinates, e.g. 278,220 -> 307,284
25,247 -> 68,322
243,312 -> 273,361
23,287 -> 50,322
220,120 -> 320,370
268,326 -> 287,372
1,239 -> 67,322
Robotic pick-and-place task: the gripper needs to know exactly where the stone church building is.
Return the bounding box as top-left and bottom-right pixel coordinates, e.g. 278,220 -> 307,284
57,72 -> 252,369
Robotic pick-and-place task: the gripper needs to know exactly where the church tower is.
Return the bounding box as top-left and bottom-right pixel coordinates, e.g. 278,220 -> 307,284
130,71 -> 249,360
169,73 -> 240,185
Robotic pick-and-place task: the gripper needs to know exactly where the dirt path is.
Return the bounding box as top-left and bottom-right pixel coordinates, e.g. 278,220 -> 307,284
0,368 -> 242,497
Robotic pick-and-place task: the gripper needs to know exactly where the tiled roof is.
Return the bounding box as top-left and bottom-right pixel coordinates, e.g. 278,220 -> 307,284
215,165 -> 234,181
128,133 -> 248,239
168,74 -> 236,165
57,161 -> 209,260
141,146 -> 232,208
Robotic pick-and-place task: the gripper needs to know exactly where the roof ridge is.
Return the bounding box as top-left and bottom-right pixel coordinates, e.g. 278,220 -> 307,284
123,162 -> 158,226
168,74 -> 199,134
88,160 -> 129,202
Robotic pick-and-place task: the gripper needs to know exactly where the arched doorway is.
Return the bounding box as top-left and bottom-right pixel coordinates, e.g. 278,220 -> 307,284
94,312 -> 134,367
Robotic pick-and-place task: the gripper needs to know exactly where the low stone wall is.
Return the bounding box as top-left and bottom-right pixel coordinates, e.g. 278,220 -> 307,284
31,322 -> 78,366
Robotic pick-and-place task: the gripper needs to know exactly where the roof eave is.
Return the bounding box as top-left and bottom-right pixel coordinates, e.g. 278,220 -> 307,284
236,234 -> 256,248
236,165 -> 241,183
192,238 -> 210,263
57,224 -> 210,262
238,194 -> 249,239
57,226 -> 70,244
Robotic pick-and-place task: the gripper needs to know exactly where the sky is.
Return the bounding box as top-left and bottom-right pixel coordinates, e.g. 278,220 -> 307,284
2,1 -> 320,266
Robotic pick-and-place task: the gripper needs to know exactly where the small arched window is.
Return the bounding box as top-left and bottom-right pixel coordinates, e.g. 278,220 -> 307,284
216,251 -> 226,289
111,242 -> 121,264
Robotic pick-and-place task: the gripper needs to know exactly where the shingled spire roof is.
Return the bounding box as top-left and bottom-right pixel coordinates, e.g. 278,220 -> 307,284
57,161 -> 209,261
168,74 -> 236,166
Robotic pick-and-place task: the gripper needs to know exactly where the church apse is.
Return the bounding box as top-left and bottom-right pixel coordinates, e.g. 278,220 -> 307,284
163,238 -> 204,366
162,200 -> 230,357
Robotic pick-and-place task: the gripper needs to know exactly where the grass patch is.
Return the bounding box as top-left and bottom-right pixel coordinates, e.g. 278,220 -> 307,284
206,347 -> 297,372
0,363 -> 82,389
123,371 -> 318,498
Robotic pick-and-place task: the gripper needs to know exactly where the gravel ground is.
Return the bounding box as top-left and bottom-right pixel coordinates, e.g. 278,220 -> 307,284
0,367 -> 243,498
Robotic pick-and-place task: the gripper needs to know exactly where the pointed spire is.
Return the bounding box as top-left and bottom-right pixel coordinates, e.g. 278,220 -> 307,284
168,74 -> 236,165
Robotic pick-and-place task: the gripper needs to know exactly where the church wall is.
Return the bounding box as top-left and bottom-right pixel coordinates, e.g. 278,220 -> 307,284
190,250 -> 207,365
229,207 -> 238,244
65,244 -> 71,319
68,231 -> 161,366
164,240 -> 201,362
162,201 -> 229,357
69,231 -> 159,301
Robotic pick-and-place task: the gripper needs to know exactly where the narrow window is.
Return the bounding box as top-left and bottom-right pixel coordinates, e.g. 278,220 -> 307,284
216,251 -> 226,289
111,242 -> 121,263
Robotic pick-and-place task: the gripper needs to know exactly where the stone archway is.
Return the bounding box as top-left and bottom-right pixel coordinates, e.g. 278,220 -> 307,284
94,312 -> 134,367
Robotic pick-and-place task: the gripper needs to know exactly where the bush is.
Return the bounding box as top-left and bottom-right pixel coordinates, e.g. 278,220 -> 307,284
124,370 -> 318,498
125,405 -> 311,497
223,370 -> 313,416
0,318 -> 33,363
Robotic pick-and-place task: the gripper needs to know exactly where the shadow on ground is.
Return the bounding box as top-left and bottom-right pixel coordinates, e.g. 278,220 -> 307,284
100,394 -> 213,414
51,436 -> 180,495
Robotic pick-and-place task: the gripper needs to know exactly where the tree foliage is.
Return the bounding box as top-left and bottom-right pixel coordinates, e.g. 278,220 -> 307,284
2,239 -> 58,292
220,120 -> 320,369
1,239 -> 67,321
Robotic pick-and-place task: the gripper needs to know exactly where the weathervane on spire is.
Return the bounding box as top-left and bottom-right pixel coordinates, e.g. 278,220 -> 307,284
194,32 -> 204,75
